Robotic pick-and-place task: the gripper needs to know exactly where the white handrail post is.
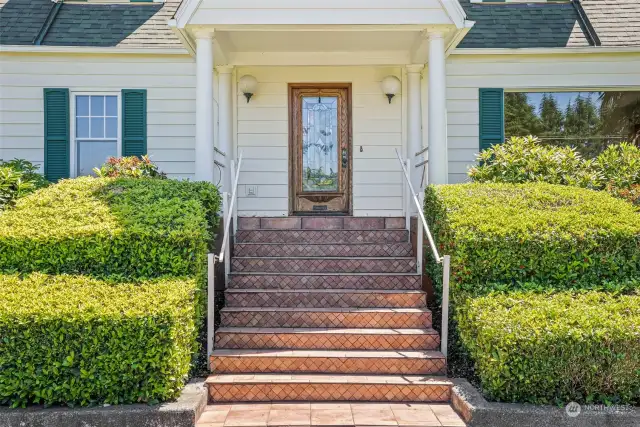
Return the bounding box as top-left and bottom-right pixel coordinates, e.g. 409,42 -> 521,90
416,191 -> 424,275
207,253 -> 215,364
441,254 -> 451,358
222,192 -> 231,281
230,159 -> 238,239
405,158 -> 411,234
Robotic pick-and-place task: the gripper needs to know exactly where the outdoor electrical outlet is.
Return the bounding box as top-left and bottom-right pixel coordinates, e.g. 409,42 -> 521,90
246,185 -> 258,197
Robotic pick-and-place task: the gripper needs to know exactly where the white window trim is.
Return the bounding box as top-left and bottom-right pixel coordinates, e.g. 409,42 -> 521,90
69,91 -> 122,178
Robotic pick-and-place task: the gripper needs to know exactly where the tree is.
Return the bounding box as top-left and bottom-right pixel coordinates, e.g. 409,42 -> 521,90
563,95 -> 602,157
599,91 -> 640,147
538,93 -> 564,146
505,93 -> 541,139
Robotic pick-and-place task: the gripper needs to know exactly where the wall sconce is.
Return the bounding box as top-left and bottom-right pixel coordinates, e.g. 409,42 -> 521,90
239,75 -> 258,103
381,75 -> 401,104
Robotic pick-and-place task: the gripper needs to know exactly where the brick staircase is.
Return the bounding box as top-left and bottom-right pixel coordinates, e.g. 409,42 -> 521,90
205,216 -> 451,403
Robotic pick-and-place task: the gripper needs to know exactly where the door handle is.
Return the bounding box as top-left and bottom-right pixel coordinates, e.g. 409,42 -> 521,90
342,148 -> 348,168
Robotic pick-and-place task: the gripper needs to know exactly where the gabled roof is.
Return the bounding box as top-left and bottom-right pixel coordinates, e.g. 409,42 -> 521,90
580,0 -> 640,47
0,0 -> 182,48
0,0 -> 638,50
457,0 -> 592,49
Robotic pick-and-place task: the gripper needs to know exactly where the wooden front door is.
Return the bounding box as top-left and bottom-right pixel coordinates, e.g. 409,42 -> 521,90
289,84 -> 351,214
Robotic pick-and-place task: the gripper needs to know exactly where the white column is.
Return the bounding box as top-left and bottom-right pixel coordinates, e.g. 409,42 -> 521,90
217,66 -> 233,192
427,32 -> 448,185
406,65 -> 424,192
195,32 -> 215,182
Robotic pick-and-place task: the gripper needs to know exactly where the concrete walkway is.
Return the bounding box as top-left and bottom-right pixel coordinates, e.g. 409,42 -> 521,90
196,402 -> 466,426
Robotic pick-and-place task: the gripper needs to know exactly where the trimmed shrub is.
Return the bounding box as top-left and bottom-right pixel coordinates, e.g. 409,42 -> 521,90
0,177 -> 221,278
0,159 -> 49,210
93,155 -> 167,179
0,273 -> 198,407
424,183 -> 640,298
457,291 -> 640,405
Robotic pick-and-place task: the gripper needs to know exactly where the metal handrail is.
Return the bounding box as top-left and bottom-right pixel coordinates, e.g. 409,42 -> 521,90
206,151 -> 243,362
219,151 -> 243,263
395,149 -> 441,263
395,148 -> 451,357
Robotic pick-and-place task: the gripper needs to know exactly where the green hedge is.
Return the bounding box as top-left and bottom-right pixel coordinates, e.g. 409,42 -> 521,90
458,291 -> 640,405
424,183 -> 640,298
0,273 -> 198,407
0,177 -> 221,279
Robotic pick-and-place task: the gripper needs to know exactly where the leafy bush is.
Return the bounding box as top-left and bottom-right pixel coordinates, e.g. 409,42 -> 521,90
0,273 -> 198,407
597,143 -> 640,192
469,137 -> 640,204
0,177 -> 220,278
458,291 -> 640,405
469,136 -> 601,188
424,183 -> 640,298
0,159 -> 49,210
93,155 -> 166,179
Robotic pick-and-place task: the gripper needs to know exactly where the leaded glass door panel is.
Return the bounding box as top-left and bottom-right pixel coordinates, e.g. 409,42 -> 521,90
289,85 -> 351,214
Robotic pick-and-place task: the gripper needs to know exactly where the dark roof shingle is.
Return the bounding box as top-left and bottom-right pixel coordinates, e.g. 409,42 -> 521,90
458,0 -> 592,49
0,0 -> 182,48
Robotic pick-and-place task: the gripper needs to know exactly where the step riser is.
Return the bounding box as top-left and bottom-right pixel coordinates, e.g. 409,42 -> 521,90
211,357 -> 446,375
215,332 -> 440,351
232,258 -> 417,273
221,311 -> 432,329
208,383 -> 451,403
239,217 -> 406,231
225,292 -> 426,308
234,243 -> 413,258
228,275 -> 422,290
237,230 -> 409,244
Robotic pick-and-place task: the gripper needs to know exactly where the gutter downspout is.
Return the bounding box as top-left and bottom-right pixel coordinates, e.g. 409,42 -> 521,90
34,0 -> 63,46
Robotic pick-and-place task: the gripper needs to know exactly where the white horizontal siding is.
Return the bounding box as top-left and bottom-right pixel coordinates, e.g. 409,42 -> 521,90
236,66 -> 404,217
445,52 -> 640,183
0,53 -> 197,179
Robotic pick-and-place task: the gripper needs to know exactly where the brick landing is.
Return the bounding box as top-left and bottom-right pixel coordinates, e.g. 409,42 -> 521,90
196,402 -> 466,427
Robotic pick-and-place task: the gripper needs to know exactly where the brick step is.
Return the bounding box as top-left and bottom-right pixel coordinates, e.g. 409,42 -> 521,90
206,374 -> 452,403
236,229 -> 409,244
220,307 -> 432,328
228,273 -> 422,290
239,217 -> 406,230
225,289 -> 426,308
234,242 -> 413,258
210,349 -> 446,375
215,327 -> 441,350
231,257 -> 417,274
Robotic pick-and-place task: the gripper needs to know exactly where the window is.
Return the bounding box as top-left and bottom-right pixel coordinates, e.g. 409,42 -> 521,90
73,94 -> 119,176
505,90 -> 640,157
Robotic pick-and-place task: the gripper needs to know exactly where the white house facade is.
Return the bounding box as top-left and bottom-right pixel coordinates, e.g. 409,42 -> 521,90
1,0 -> 639,217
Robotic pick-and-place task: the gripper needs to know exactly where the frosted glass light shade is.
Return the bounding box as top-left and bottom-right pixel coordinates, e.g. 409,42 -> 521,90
381,75 -> 401,103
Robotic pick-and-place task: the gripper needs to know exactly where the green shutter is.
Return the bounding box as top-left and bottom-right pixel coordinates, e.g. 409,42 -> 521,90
121,89 -> 147,157
479,88 -> 505,151
43,88 -> 70,182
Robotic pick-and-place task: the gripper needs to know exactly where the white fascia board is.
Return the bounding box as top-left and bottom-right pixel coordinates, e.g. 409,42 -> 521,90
453,46 -> 640,55
445,20 -> 475,57
175,0 -> 203,28
0,45 -> 190,55
439,0 -> 468,29
168,19 -> 196,56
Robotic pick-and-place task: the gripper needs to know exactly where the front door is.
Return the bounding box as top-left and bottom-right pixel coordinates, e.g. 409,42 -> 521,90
289,84 -> 351,214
